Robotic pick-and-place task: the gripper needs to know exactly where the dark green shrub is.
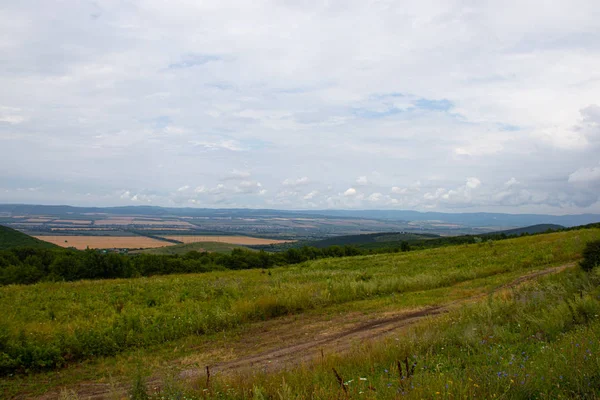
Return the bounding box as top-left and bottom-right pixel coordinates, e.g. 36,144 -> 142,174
580,240 -> 600,271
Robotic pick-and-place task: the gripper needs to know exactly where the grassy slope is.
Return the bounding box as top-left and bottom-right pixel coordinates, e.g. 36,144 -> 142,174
1,230 -> 598,368
306,232 -> 439,249
132,241 -> 252,255
2,228 -> 600,398
0,225 -> 59,250
209,268 -> 600,400
487,223 -> 565,236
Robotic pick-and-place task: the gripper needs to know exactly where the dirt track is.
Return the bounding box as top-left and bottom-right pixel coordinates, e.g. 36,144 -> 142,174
33,263 -> 574,400
181,263 -> 575,379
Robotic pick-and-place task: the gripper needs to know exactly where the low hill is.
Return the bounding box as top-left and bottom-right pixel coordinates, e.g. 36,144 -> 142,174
307,232 -> 440,249
0,225 -> 59,250
132,241 -> 253,255
487,224 -> 565,236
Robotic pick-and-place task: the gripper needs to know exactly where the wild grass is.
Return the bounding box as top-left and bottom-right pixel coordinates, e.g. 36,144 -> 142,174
167,267 -> 600,399
0,229 -> 598,385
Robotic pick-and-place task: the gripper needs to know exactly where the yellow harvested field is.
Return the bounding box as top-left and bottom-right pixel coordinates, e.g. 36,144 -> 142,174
161,235 -> 295,245
25,218 -> 53,222
53,220 -> 92,224
94,219 -> 193,226
34,236 -> 171,250
93,218 -> 134,225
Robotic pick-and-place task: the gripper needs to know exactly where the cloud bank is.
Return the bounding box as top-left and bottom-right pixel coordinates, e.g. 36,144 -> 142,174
1,0 -> 600,213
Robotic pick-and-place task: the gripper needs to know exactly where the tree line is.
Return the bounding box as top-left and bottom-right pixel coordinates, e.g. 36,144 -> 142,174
0,244 -> 410,285
3,223 -> 598,286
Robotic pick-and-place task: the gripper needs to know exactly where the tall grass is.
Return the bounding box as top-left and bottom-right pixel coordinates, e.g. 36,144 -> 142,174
188,268 -> 600,399
0,229 -> 598,375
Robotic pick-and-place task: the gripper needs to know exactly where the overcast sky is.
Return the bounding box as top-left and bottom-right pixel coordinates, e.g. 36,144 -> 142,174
1,1 -> 599,213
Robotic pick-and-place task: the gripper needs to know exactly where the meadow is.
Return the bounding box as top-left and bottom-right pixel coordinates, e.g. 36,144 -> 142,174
1,228 -> 599,399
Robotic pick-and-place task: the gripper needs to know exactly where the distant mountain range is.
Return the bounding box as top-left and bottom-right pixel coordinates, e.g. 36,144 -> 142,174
0,204 -> 599,229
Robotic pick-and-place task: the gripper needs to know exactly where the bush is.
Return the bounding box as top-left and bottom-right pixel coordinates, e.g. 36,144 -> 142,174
580,240 -> 600,271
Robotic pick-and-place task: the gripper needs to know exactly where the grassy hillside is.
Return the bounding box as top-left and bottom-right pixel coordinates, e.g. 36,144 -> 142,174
487,223 -> 565,236
2,228 -> 600,399
0,225 -> 59,250
132,241 -> 252,255
305,231 -> 439,249
0,229 -> 598,376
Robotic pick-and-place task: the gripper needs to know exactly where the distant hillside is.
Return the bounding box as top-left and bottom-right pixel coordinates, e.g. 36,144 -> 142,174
487,224 -> 565,237
132,241 -> 252,255
307,232 -> 439,249
0,225 -> 59,250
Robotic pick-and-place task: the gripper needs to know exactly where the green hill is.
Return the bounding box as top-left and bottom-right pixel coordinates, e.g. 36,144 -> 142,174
307,231 -> 440,249
486,223 -> 565,236
0,225 -> 59,250
132,241 -> 253,255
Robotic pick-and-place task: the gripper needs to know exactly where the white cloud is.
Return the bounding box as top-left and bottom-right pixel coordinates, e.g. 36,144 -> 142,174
568,164 -> 600,185
466,177 -> 481,189
505,177 -> 519,187
303,190 -> 318,200
367,192 -> 383,202
356,176 -> 369,185
282,176 -> 310,186
344,188 -> 357,197
0,106 -> 25,124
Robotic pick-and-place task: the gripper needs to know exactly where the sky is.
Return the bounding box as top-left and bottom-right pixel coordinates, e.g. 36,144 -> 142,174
0,0 -> 599,214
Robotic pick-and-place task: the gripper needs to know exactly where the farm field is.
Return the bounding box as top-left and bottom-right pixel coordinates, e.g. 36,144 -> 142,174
32,235 -> 172,249
1,228 -> 600,399
160,235 -> 295,245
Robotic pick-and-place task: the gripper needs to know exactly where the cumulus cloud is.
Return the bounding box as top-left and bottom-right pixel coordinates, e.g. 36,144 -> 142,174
344,188 -> 357,197
234,180 -> 263,194
466,177 -> 481,189
367,192 -> 383,202
303,190 -> 318,200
